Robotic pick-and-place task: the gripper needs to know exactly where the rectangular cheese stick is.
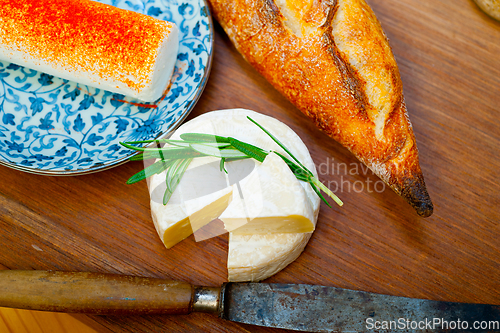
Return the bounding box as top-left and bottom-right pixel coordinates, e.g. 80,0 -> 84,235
0,0 -> 179,102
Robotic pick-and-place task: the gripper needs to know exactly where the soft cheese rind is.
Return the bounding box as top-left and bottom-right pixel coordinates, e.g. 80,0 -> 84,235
220,152 -> 316,234
0,0 -> 179,102
228,232 -> 312,282
149,157 -> 233,249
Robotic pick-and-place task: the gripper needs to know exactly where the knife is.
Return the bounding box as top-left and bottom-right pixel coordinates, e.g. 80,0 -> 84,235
0,270 -> 498,332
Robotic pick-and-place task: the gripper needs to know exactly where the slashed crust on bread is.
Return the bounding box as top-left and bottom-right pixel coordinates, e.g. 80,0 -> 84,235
209,0 -> 433,216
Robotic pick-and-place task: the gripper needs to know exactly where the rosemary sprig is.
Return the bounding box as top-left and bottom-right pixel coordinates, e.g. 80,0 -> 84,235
120,118 -> 343,207
247,116 -> 312,174
227,137 -> 267,163
126,159 -> 174,185
164,158 -> 192,205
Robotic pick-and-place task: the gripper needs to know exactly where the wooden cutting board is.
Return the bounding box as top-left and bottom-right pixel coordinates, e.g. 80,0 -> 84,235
0,0 -> 498,331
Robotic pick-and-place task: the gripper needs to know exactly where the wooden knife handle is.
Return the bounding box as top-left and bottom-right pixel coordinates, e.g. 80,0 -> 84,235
0,270 -> 219,315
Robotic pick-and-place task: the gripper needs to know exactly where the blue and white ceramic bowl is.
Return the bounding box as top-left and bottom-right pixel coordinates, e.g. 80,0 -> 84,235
0,0 -> 213,175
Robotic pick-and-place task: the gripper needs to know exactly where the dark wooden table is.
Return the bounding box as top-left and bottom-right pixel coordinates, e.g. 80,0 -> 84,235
1,0 -> 499,331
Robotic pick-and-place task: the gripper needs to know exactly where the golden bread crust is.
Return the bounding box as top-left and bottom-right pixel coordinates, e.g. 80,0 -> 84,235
209,0 -> 433,216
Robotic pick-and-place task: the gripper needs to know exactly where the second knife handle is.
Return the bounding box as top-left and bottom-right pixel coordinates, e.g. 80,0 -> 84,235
0,270 -> 211,315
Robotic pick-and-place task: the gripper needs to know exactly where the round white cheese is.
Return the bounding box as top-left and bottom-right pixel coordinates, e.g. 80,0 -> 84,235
149,109 -> 320,281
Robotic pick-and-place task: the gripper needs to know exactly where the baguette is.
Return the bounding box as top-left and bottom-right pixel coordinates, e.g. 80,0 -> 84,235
208,0 -> 433,217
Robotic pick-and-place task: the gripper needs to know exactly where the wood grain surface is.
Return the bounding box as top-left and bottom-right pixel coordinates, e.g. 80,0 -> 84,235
0,0 -> 499,332
0,307 -> 105,333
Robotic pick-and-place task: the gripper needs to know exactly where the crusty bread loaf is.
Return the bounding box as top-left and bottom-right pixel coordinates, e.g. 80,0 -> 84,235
474,0 -> 500,20
208,0 -> 433,217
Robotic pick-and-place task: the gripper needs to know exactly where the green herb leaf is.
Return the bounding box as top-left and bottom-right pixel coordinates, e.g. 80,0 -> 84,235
180,133 -> 230,143
247,116 -> 313,176
190,143 -> 248,159
228,137 -> 268,163
224,156 -> 252,162
220,158 -> 228,173
274,151 -> 342,207
309,181 -> 333,208
166,140 -> 231,149
129,153 -> 147,161
166,159 -> 189,193
311,176 -> 343,207
122,139 -> 167,144
126,159 -> 173,184
163,158 -> 193,205
132,147 -> 204,161
161,140 -> 191,148
121,121 -> 343,208
119,141 -> 153,152
163,187 -> 174,206
273,151 -> 310,180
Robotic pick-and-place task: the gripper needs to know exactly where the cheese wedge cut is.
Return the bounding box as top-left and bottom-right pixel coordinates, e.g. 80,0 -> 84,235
0,0 -> 179,102
149,157 -> 233,249
220,152 -> 315,234
149,109 -> 320,282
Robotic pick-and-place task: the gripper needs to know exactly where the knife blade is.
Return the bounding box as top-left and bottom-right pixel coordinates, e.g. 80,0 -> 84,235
222,283 -> 499,332
0,270 -> 498,332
